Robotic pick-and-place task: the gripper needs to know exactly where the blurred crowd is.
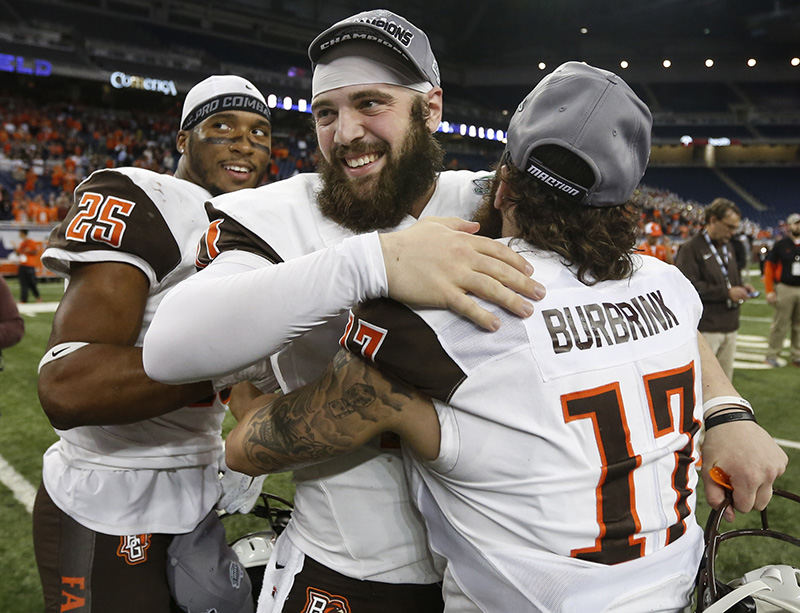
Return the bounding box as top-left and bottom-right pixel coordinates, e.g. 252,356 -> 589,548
632,185 -> 770,241
630,185 -> 785,270
0,93 -> 792,262
0,94 -> 316,224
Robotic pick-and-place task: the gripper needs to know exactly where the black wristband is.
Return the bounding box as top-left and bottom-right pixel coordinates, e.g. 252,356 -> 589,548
705,407 -> 751,421
705,410 -> 757,431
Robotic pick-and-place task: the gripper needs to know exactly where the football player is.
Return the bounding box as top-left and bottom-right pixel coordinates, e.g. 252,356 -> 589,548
142,9 -> 543,613
226,62 -> 788,612
34,75 -> 271,613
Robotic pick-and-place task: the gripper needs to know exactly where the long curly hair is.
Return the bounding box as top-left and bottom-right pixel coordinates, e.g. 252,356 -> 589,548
497,145 -> 640,285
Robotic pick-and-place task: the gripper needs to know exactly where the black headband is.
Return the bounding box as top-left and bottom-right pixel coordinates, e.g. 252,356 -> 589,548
181,93 -> 271,131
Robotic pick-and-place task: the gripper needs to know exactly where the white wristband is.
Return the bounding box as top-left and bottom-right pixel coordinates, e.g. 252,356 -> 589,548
38,342 -> 90,373
702,395 -> 753,417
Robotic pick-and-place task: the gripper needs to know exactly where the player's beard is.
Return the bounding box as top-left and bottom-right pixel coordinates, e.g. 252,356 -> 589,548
472,177 -> 504,239
316,99 -> 444,232
791,227 -> 800,238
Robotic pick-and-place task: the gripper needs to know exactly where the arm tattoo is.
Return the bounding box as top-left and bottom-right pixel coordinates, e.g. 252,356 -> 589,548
241,350 -> 418,473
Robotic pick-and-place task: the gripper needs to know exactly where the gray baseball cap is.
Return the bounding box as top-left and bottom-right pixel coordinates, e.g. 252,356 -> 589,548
167,510 -> 254,613
506,61 -> 652,207
308,9 -> 441,87
787,213 -> 800,224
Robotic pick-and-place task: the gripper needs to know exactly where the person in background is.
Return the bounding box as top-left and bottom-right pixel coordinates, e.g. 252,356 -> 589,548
0,186 -> 13,220
638,221 -> 673,264
731,231 -> 749,278
0,275 -> 24,371
763,212 -> 800,367
15,229 -> 42,303
34,74 -> 272,613
675,198 -> 756,380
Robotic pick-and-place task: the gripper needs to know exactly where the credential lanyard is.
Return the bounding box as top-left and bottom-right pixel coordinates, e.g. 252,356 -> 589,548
703,231 -> 731,281
704,231 -> 733,307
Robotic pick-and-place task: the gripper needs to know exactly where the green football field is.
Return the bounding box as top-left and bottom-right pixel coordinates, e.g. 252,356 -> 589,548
0,273 -> 797,611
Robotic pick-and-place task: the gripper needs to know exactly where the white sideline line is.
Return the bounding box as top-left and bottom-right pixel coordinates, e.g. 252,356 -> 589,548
775,438 -> 800,451
740,315 -> 773,323
0,454 -> 36,513
17,302 -> 58,316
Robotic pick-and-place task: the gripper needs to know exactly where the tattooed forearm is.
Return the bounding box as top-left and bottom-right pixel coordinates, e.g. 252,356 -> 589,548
332,347 -> 354,370
237,349 -> 422,473
242,386 -> 339,472
245,404 -> 339,472
326,383 -> 377,419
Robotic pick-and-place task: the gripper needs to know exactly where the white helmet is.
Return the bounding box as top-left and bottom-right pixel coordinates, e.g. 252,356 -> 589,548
231,532 -> 276,568
223,492 -> 293,570
703,565 -> 800,613
696,489 -> 800,613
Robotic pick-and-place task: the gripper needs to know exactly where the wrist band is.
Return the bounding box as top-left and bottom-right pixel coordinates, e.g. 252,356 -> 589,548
38,342 -> 90,373
702,395 -> 753,417
704,407 -> 751,421
705,410 -> 757,431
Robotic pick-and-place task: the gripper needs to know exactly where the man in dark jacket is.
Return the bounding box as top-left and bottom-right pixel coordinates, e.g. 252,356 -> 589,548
675,198 -> 756,379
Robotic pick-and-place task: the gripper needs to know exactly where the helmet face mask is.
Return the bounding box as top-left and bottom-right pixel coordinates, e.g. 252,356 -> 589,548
224,492 -> 294,590
695,489 -> 800,613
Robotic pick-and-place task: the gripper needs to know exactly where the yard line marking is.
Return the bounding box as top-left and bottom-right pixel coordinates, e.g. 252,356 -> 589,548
736,340 -> 768,350
775,438 -> 800,451
733,334 -> 792,369
737,334 -> 771,342
17,302 -> 59,316
0,454 -> 36,513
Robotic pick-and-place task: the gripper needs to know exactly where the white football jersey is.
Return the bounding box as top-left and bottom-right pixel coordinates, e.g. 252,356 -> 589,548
198,170 -> 492,582
41,167 -> 227,535
341,241 -> 706,611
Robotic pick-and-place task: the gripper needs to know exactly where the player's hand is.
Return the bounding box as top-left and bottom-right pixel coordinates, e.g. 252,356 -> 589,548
700,420 -> 787,521
379,217 -> 546,331
227,382 -> 275,422
766,291 -> 777,306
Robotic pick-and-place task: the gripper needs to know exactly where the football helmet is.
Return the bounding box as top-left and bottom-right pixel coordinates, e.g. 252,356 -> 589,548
695,488 -> 800,613
225,492 -> 293,587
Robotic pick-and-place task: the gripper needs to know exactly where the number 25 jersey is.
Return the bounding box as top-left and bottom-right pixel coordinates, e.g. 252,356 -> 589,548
41,167 -> 225,535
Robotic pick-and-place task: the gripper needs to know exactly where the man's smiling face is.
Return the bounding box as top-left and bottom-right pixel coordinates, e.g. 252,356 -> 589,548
312,83 -> 444,231
177,110 -> 271,196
